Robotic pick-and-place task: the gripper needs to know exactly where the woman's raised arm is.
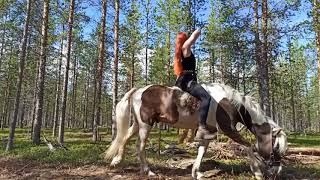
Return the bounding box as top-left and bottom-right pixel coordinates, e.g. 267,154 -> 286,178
182,29 -> 201,57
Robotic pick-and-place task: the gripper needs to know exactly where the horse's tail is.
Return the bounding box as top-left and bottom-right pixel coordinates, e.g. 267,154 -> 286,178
105,87 -> 138,160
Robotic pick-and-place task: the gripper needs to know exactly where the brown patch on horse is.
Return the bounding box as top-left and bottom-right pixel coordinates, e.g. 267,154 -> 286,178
252,123 -> 272,159
238,104 -> 253,131
140,85 -> 199,126
215,98 -> 251,147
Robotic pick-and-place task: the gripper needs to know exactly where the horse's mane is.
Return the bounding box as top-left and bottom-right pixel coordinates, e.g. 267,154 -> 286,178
203,83 -> 267,125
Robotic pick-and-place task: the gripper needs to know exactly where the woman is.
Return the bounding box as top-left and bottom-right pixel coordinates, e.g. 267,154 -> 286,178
174,28 -> 215,141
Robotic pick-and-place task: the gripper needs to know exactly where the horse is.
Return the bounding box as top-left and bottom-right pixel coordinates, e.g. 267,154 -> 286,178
104,83 -> 288,179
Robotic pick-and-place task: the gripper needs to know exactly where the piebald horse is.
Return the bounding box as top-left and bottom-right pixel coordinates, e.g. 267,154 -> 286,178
105,83 -> 288,179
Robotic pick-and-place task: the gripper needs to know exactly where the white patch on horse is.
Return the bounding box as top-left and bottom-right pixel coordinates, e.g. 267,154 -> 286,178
202,83 -> 266,125
132,85 -> 154,125
192,141 -> 209,179
267,118 -> 288,155
206,98 -> 218,128
201,84 -> 227,103
169,86 -> 181,91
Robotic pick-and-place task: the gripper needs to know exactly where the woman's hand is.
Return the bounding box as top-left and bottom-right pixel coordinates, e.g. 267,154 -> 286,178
199,22 -> 209,30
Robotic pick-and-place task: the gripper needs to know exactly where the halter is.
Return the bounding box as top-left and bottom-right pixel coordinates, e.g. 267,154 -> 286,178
269,134 -> 281,167
252,131 -> 281,176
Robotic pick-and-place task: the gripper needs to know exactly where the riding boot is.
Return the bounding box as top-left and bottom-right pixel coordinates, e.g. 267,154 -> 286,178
194,126 -> 215,141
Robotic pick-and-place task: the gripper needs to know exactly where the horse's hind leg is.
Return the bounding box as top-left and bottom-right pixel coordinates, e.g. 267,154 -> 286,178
136,123 -> 154,176
111,121 -> 139,166
192,140 -> 210,180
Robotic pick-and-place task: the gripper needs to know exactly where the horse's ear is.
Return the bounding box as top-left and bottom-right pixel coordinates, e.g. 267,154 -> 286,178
272,127 -> 282,136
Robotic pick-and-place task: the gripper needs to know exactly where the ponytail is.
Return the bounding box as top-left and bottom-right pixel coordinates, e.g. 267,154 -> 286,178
174,32 -> 188,77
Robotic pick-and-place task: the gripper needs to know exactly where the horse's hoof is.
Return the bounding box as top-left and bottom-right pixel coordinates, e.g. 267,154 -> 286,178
148,170 -> 156,176
110,156 -> 122,166
196,172 -> 204,179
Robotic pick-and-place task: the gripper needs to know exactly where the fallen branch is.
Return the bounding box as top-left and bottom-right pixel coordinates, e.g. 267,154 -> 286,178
57,142 -> 68,151
13,162 -> 31,174
42,135 -> 68,151
286,147 -> 320,156
42,135 -> 55,151
208,142 -> 247,160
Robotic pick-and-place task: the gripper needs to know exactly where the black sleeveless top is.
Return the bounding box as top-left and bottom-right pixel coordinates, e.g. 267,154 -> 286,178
181,51 -> 196,72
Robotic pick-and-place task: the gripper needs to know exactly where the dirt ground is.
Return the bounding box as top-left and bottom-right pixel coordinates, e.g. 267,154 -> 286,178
0,153 -> 320,180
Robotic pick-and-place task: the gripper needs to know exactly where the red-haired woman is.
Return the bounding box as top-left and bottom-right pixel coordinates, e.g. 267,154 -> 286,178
174,28 -> 215,141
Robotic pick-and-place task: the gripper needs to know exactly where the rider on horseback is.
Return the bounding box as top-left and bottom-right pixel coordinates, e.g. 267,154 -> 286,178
174,27 -> 215,141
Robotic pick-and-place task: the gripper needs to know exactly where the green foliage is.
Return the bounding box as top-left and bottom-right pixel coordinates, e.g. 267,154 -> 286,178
119,0 -> 144,90
288,133 -> 320,147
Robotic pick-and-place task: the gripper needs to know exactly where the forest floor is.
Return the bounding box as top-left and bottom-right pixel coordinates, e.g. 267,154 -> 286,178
0,128 -> 320,180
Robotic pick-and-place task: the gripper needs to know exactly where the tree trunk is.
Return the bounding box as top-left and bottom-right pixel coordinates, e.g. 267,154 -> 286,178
30,74 -> 37,137
93,0 -> 107,142
305,84 -> 311,130
19,103 -> 25,129
112,0 -> 120,140
271,80 -> 276,121
3,75 -> 10,128
288,40 -> 296,132
312,0 -> 320,130
144,0 -> 150,86
290,76 -> 296,131
0,6 -> 7,72
53,27 -> 64,137
166,7 -> 171,85
211,51 -> 215,83
259,0 -> 271,116
33,0 -> 50,145
254,0 -> 262,100
44,101 -> 50,128
59,0 -> 75,144
71,54 -> 78,128
6,0 -> 32,150
1,68 -> 10,130
30,58 -> 39,138
84,73 -> 89,129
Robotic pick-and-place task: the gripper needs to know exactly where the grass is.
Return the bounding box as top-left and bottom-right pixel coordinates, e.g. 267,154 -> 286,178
0,128 -> 320,179
0,128 -> 186,165
1,128 -> 320,164
0,128 -> 111,165
287,133 -> 320,147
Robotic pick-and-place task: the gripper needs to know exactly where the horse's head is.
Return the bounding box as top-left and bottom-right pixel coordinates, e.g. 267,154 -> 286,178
251,119 -> 288,179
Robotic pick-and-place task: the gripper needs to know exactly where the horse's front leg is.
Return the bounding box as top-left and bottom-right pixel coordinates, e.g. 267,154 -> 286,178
192,140 -> 210,179
137,123 -> 155,176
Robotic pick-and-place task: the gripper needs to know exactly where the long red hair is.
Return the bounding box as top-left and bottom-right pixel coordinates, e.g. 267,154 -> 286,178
174,32 -> 188,77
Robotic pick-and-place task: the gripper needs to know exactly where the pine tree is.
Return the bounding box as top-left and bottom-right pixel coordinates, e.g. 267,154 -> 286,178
59,0 -> 75,144
312,0 -> 320,129
93,0 -> 107,142
121,0 -> 142,89
112,0 -> 120,140
260,0 -> 271,116
33,0 -> 50,145
6,0 -> 32,150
